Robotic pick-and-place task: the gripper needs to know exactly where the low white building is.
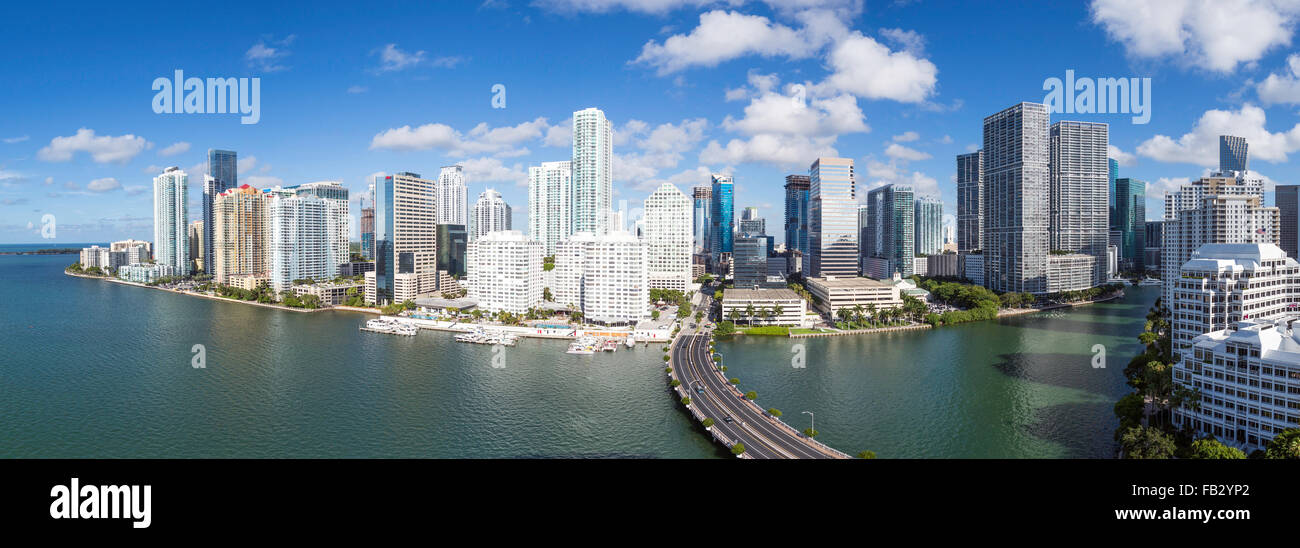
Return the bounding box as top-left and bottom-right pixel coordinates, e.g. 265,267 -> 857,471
291,281 -> 364,305
465,230 -> 543,314
80,245 -> 130,271
118,263 -> 177,283
364,270 -> 420,305
1045,253 -> 1097,293
1171,243 -> 1300,451
111,239 -> 152,259
805,276 -> 903,317
721,288 -> 809,327
1177,318 -> 1300,452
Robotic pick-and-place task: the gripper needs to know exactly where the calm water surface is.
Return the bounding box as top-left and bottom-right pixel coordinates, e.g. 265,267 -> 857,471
0,248 -> 1154,458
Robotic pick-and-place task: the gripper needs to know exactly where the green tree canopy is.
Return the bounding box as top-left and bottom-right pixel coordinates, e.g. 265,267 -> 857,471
1188,438 -> 1246,459
1265,428 -> 1300,459
1120,426 -> 1175,459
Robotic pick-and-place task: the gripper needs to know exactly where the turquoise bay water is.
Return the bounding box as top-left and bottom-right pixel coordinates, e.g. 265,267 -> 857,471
0,250 -> 1155,458
0,252 -> 718,458
717,287 -> 1158,458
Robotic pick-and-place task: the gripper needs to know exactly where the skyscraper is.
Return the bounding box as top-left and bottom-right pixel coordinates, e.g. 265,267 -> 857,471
983,102 -> 1050,294
914,196 -> 943,256
465,230 -> 543,314
363,175 -> 377,260
528,160 -> 572,255
857,204 -> 869,272
1161,173 -> 1277,305
783,175 -> 811,259
436,165 -> 468,227
738,207 -> 765,237
1108,157 -> 1119,214
153,166 -> 190,276
202,149 -> 237,274
1050,121 -> 1110,284
642,182 -> 693,291
1170,243 -> 1300,451
692,185 -> 712,255
581,232 -> 649,325
709,174 -> 734,265
572,107 -> 613,235
373,172 -> 438,305
360,206 -> 375,260
279,181 -> 350,273
1277,185 -> 1299,259
1220,135 -> 1249,172
733,236 -> 768,288
864,184 -> 914,278
436,224 -> 468,280
471,188 -> 512,241
956,151 -> 983,252
187,220 -> 204,273
213,184 -> 269,284
551,231 -> 648,324
808,157 -> 858,278
1113,177 -> 1146,272
267,193 -> 331,292
1144,220 -> 1163,270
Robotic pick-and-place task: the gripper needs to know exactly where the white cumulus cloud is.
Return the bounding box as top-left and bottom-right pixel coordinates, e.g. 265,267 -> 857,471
1090,0 -> 1300,73
158,141 -> 191,157
1136,104 -> 1300,167
38,129 -> 149,164
87,177 -> 121,192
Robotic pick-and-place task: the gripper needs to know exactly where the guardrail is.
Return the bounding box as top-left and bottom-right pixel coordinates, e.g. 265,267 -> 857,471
703,344 -> 852,459
667,334 -> 751,458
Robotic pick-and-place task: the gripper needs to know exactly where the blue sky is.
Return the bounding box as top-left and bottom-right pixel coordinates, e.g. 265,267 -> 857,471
6,0 -> 1300,244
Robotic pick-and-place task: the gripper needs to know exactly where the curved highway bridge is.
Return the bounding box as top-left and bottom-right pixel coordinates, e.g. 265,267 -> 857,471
668,301 -> 849,459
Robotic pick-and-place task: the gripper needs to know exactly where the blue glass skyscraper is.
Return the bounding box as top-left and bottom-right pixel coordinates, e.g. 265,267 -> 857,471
1220,135 -> 1248,172
1114,177 -> 1145,271
203,149 -> 237,274
1108,157 -> 1118,220
692,186 -> 711,255
784,174 -> 810,259
374,174 -> 395,304
709,174 -> 734,264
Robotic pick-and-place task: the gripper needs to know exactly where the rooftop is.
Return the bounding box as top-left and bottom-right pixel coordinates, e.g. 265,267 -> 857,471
1183,243 -> 1291,271
806,276 -> 892,288
722,288 -> 801,301
413,297 -> 480,310
1193,315 -> 1300,360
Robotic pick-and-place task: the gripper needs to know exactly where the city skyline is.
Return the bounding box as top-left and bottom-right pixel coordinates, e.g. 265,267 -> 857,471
13,2 -> 1300,245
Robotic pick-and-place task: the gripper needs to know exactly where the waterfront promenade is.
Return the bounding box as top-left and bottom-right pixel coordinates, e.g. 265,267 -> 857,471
66,270 -> 673,342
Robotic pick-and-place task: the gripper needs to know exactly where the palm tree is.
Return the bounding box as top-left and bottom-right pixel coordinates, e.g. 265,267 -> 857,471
1143,361 -> 1174,427
728,309 -> 741,324
836,307 -> 852,325
771,303 -> 784,324
852,304 -> 865,327
745,303 -> 756,325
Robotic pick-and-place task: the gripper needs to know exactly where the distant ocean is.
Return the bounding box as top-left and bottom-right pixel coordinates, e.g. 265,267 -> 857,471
0,243 -> 104,253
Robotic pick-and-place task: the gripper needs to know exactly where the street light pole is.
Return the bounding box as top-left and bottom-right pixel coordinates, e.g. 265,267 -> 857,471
802,411 -> 814,438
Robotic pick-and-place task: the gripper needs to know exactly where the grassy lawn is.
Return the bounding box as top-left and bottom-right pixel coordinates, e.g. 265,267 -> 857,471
741,326 -> 789,336
789,327 -> 831,335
